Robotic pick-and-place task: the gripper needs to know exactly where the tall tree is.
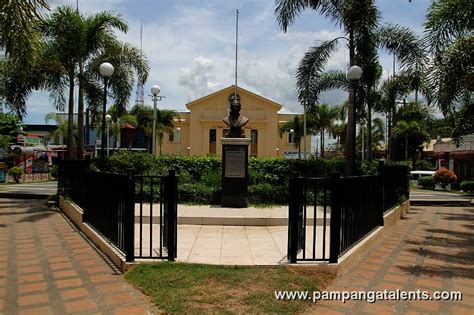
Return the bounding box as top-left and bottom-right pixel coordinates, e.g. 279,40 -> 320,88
275,0 -> 425,172
423,0 -> 473,142
40,6 -> 149,159
310,104 -> 339,158
155,109 -> 177,156
279,115 -> 305,157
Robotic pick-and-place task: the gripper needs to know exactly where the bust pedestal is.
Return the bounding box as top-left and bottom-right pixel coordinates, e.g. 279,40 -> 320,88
221,138 -> 251,208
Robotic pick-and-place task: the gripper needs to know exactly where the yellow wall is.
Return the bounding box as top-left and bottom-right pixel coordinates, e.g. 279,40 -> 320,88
159,86 -> 311,157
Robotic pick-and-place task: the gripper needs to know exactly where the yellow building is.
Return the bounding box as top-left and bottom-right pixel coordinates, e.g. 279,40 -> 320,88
159,85 -> 311,157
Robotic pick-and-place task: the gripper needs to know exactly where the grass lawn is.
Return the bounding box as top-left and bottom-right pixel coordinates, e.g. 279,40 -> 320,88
125,262 -> 334,314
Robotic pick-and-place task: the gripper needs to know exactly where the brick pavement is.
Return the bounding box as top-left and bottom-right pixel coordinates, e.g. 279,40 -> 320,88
0,198 -> 158,314
313,206 -> 474,314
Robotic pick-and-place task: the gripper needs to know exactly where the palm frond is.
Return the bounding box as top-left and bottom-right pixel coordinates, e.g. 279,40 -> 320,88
296,38 -> 340,106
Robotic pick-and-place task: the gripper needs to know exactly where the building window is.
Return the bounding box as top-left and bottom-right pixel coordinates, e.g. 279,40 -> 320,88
209,129 -> 216,143
169,131 -> 174,142
251,130 -> 258,144
288,132 -> 295,144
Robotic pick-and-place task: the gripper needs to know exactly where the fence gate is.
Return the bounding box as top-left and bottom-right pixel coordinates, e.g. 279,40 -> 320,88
288,173 -> 333,263
134,170 -> 177,261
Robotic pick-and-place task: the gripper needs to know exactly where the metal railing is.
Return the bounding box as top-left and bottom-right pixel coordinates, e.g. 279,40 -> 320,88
135,172 -> 177,261
382,163 -> 410,212
83,171 -> 135,261
58,160 -> 90,208
288,163 -> 408,264
58,161 -> 177,262
288,175 -> 332,263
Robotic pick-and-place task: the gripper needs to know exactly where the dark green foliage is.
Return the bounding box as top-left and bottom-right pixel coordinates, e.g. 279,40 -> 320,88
460,180 -> 474,193
178,183 -> 220,205
50,165 -> 58,179
8,166 -> 24,183
358,160 -> 379,175
101,152 -> 346,205
248,184 -> 288,205
0,113 -> 22,149
414,160 -> 433,171
418,176 -> 435,189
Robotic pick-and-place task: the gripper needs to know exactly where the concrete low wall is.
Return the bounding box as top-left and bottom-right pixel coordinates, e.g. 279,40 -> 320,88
59,197 -> 129,272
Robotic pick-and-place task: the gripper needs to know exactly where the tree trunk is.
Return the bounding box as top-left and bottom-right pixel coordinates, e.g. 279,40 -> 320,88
320,130 -> 324,158
345,30 -> 356,176
77,62 -> 84,159
367,101 -> 372,161
66,73 -> 75,160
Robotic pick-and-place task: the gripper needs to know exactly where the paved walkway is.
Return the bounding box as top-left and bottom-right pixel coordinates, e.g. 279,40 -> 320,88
313,206 -> 474,314
0,182 -> 57,198
410,189 -> 472,204
0,198 -> 157,314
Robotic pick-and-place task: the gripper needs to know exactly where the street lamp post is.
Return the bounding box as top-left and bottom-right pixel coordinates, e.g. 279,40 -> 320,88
276,147 -> 279,157
345,65 -> 363,176
187,146 -> 191,156
106,114 -> 112,156
150,85 -> 165,156
99,62 -> 114,169
176,127 -> 181,155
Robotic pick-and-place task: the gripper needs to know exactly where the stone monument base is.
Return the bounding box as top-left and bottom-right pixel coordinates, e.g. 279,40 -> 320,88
221,138 -> 251,208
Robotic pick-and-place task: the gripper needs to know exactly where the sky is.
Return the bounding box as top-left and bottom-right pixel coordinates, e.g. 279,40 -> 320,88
23,0 -> 432,124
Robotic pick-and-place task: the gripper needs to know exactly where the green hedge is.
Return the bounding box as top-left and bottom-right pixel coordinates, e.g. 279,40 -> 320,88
418,176 -> 435,189
100,152 -> 345,205
460,180 -> 474,193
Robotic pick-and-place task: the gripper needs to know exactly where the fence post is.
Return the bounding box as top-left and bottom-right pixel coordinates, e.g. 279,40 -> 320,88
124,173 -> 136,262
378,160 -> 385,226
288,172 -> 300,263
166,170 -> 178,261
329,173 -> 341,263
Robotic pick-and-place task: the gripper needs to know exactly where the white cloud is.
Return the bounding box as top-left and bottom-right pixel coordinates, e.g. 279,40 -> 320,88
21,0 -> 430,123
177,57 -> 222,101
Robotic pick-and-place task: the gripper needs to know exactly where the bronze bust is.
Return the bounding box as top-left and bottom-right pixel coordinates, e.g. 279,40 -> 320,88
223,93 -> 249,138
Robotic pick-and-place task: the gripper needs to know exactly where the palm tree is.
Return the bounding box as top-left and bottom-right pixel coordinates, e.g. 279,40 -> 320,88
41,6 -> 149,160
155,109 -> 177,155
310,104 -> 339,158
44,112 -> 77,146
423,0 -> 473,142
130,104 -> 154,150
279,115 -> 305,157
0,0 -> 49,77
275,0 -> 425,173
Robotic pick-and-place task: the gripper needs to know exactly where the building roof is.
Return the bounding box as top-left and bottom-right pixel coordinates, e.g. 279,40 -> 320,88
24,124 -> 57,132
185,85 -> 283,111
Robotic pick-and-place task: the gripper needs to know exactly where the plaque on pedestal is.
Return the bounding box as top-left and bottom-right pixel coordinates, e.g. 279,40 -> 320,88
221,138 -> 251,208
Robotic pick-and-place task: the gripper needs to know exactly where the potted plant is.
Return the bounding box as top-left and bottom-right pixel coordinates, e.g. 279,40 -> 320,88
433,168 -> 457,190
8,166 -> 24,183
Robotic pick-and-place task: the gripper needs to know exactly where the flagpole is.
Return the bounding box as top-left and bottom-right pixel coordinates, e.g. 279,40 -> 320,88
235,9 -> 239,97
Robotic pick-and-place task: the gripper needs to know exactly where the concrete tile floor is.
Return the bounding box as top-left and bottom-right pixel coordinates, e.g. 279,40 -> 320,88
133,223 -> 331,265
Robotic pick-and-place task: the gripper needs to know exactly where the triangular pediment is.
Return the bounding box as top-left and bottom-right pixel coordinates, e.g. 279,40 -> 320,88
185,85 -> 283,111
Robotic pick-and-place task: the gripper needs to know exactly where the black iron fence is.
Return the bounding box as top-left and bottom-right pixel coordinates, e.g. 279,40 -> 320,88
135,173 -> 177,260
83,171 -> 135,261
288,162 -> 409,264
58,160 -> 90,208
58,160 -> 177,262
288,175 -> 332,263
382,163 -> 410,212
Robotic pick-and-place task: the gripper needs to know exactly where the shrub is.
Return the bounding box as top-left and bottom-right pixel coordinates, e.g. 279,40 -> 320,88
418,176 -> 435,189
248,184 -> 288,205
178,183 -> 216,204
414,160 -> 433,171
460,180 -> 474,193
359,160 -> 379,175
433,168 -> 457,190
50,165 -> 58,179
8,166 -> 24,183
